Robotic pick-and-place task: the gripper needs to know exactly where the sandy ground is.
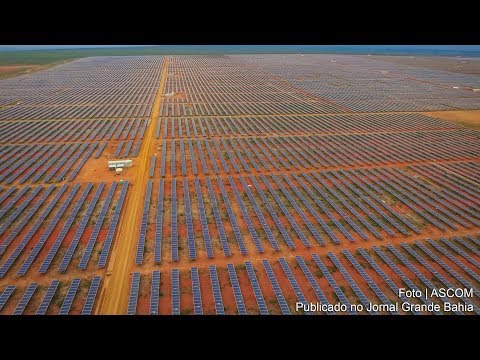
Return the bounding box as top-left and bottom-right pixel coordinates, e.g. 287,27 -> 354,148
0,65 -> 40,78
424,110 -> 480,129
96,58 -> 170,314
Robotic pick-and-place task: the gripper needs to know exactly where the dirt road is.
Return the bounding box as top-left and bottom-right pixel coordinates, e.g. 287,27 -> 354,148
96,57 -> 169,314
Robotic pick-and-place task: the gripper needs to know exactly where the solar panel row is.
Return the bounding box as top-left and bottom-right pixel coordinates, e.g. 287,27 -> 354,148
245,261 -> 269,315
127,273 -> 141,315
205,177 -> 231,256
98,181 -> 129,267
261,259 -> 291,315
136,180 -> 152,265
59,182 -> 107,271
191,267 -> 203,315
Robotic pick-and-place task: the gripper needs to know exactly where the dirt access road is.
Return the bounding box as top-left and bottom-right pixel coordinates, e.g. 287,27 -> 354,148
96,57 -> 169,314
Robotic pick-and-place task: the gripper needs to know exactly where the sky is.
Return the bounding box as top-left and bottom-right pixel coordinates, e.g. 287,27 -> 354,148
0,45 -> 148,51
0,45 -> 480,52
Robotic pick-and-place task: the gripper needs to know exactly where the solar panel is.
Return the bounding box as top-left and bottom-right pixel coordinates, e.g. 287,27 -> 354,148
194,177 -> 213,258
208,265 -> 225,315
427,239 -> 480,283
18,145 -> 62,184
329,171 -> 405,236
13,283 -> 38,315
57,182 -> 106,272
278,258 -> 312,315
82,276 -> 102,315
160,141 -> 167,177
327,252 -> 376,314
150,271 -> 160,315
213,139 -> 230,173
260,174 -> 311,248
386,244 -> 463,315
320,171 -> 383,238
261,259 -> 291,315
312,253 -> 356,315
357,248 -> 419,315
372,246 -> 442,315
244,138 -> 270,171
136,180 -> 152,265
306,173 -> 365,240
94,142 -> 108,158
441,238 -> 480,268
127,273 -> 141,315
33,143 -> 73,182
259,137 -> 289,169
171,269 -> 180,315
149,154 -> 156,177
36,280 -> 60,315
171,139 -> 176,176
55,143 -> 90,181
412,166 -> 480,215
386,167 -> 479,227
171,179 -> 179,261
0,187 -> 16,204
454,236 -> 480,257
226,263 -> 247,315
220,138 -> 240,173
196,139 -> 209,175
239,175 -> 279,251
0,185 -> 43,236
361,169 -> 447,231
289,173 -> 342,240
183,179 -> 196,260
0,285 -> 15,311
245,261 -> 269,315
413,240 -> 480,298
235,138 -> 260,171
154,179 -> 164,264
216,176 -> 247,254
227,176 -> 263,253
280,173 -> 336,245
3,146 -> 52,184
67,143 -> 98,181
187,139 -> 198,175
59,278 -> 81,315
295,256 -> 335,315
0,184 -> 68,278
342,250 -> 398,314
205,177 -> 231,256
248,175 -> 295,249
98,181 -> 129,267
401,243 -> 479,314
466,234 -> 480,247
180,139 -> 187,176
191,267 -> 203,315
378,168 -> 465,228
18,183 -> 86,276
0,186 -> 30,218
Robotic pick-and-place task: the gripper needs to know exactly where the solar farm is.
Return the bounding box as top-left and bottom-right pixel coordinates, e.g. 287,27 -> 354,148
0,54 -> 479,315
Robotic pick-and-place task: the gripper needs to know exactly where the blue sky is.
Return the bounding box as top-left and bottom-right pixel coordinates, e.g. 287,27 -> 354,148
0,45 -> 479,54
0,45 -> 148,51
0,45 -> 479,51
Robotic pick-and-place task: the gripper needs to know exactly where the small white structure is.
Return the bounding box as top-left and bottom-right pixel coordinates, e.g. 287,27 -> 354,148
108,159 -> 132,168
473,89 -> 480,92
115,168 -> 123,175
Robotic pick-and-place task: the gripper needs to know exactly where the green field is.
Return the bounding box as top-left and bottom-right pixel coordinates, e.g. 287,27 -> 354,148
0,46 -> 163,66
